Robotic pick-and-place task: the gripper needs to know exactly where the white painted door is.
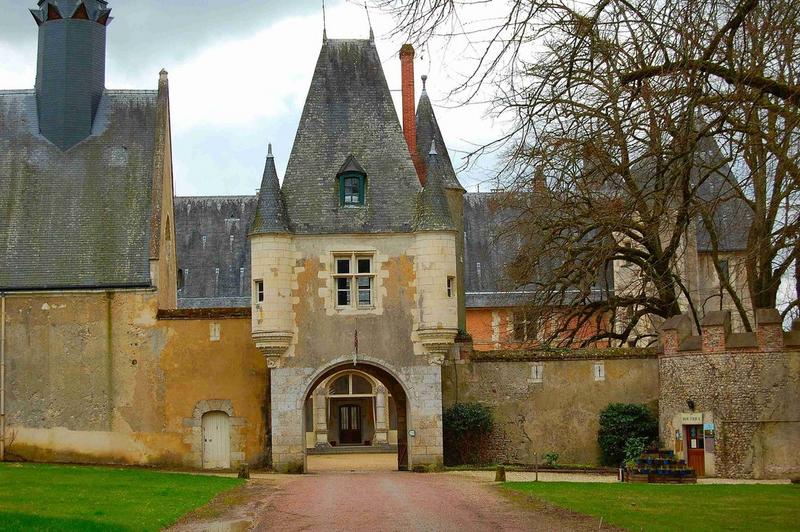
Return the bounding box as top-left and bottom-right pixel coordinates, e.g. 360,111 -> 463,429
202,411 -> 231,469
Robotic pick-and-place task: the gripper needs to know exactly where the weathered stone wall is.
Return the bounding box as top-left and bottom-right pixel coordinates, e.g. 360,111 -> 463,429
660,310 -> 800,479
252,233 -> 454,470
442,346 -> 660,465
270,356 -> 442,471
4,291 -> 267,469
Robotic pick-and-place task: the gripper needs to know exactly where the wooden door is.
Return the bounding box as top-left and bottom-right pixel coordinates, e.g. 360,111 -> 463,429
339,404 -> 362,444
202,411 -> 231,469
685,424 -> 705,476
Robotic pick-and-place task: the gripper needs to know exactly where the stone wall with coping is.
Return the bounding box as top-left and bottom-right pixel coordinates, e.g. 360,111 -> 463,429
442,343 -> 660,465
660,309 -> 800,479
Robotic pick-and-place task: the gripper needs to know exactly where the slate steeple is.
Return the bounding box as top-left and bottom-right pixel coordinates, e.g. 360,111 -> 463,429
279,37 -> 420,234
415,141 -> 455,231
250,144 -> 290,235
31,1 -> 112,150
415,76 -> 465,192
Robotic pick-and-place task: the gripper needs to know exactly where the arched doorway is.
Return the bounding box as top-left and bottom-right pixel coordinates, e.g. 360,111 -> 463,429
302,362 -> 409,472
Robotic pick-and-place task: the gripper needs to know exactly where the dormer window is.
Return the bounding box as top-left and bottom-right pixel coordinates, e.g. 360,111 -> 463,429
337,154 -> 367,207
340,173 -> 365,206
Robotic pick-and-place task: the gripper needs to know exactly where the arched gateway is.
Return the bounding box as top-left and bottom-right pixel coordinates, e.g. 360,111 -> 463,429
266,355 -> 444,473
302,361 -> 411,471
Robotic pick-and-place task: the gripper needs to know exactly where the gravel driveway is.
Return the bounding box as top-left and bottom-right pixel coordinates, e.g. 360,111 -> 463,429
243,471 -> 607,531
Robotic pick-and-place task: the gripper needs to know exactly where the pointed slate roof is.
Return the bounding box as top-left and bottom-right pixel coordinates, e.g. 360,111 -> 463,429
415,82 -> 464,191
279,38 -> 421,234
250,144 -> 290,234
414,142 -> 455,231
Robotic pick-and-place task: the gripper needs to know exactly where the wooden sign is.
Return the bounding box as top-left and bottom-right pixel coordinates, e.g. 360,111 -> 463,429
680,412 -> 703,424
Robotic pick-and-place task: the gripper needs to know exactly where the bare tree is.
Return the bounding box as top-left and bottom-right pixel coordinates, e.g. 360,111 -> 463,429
376,0 -> 799,343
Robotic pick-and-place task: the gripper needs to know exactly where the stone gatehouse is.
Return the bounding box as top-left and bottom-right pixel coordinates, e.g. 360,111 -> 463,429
1,1 -> 797,479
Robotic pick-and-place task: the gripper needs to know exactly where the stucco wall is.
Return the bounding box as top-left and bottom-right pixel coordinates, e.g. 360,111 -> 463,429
4,291 -> 267,468
442,348 -> 660,465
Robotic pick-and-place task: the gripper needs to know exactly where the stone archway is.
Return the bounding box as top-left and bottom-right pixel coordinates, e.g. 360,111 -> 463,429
301,360 -> 410,471
269,355 -> 442,473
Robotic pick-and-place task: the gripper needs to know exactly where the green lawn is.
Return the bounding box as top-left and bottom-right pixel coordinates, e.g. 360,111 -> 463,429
504,481 -> 800,531
0,463 -> 244,531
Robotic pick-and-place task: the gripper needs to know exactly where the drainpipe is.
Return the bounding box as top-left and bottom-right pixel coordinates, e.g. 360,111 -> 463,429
1,293 -> 6,462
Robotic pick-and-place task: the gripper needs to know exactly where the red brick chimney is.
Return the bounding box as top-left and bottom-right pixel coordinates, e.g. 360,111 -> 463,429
400,44 -> 422,182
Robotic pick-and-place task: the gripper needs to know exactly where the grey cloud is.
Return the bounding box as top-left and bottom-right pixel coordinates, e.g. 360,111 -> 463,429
1,0 -> 321,66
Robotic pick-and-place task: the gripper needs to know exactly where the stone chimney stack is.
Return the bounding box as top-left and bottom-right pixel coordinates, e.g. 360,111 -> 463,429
399,44 -> 420,178
30,0 -> 112,151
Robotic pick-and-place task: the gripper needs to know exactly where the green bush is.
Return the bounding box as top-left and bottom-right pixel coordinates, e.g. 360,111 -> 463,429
597,403 -> 658,466
443,402 -> 494,466
543,452 -> 559,467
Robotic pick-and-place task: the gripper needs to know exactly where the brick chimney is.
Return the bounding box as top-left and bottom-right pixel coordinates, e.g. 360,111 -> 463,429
399,44 -> 422,180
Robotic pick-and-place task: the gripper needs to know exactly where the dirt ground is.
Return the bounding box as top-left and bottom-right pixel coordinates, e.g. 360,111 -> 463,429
169,471 -> 615,531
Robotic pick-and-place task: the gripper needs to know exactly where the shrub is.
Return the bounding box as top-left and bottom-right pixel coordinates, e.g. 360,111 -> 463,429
543,452 -> 559,468
443,402 -> 494,466
597,403 -> 658,466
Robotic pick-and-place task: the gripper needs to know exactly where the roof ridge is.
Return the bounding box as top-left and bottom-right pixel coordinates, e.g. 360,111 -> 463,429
176,195 -> 257,200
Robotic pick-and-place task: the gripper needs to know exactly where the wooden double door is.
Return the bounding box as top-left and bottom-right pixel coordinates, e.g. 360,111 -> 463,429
339,404 -> 362,444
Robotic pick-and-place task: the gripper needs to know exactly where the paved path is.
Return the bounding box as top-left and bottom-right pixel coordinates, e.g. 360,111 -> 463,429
244,472 -> 605,531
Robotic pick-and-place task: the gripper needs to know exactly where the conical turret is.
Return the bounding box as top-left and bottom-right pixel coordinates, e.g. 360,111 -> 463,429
250,144 -> 290,234
415,141 -> 455,232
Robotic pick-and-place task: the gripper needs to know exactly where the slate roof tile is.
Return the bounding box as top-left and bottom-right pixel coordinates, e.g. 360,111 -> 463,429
276,39 -> 421,234
0,89 -> 157,290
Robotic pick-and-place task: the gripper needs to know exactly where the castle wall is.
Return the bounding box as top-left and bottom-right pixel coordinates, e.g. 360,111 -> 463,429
3,291 -> 267,468
660,311 -> 800,478
442,345 -> 660,465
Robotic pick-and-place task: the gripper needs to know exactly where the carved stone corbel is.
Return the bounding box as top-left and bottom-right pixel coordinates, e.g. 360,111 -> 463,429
417,328 -> 458,364
252,330 -> 293,368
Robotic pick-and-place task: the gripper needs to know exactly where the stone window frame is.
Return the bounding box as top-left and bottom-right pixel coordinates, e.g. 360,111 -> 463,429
254,279 -> 264,304
183,399 -> 247,469
332,252 -> 376,310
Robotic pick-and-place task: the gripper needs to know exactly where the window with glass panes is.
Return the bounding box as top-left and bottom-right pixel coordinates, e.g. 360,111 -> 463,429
333,253 -> 374,308
339,173 -> 365,206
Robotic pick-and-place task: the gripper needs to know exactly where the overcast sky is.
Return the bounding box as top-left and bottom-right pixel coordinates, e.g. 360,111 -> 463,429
0,0 -> 503,196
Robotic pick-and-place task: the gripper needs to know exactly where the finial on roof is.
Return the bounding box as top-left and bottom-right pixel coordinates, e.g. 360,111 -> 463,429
268,143 -> 273,158
365,1 -> 374,41
429,139 -> 437,156
322,0 -> 327,42
421,74 -> 428,91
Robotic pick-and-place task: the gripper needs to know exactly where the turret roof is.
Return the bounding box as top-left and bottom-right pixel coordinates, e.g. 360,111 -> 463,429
250,144 -> 290,235
276,38 -> 421,234
415,85 -> 464,192
414,142 -> 455,231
